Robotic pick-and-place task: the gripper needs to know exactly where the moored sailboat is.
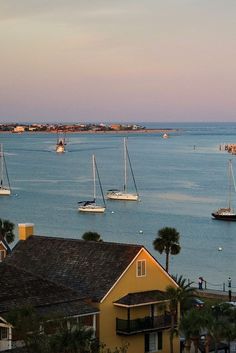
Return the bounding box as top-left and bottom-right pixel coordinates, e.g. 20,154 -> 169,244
212,159 -> 236,221
78,155 -> 106,213
106,138 -> 139,201
0,144 -> 11,196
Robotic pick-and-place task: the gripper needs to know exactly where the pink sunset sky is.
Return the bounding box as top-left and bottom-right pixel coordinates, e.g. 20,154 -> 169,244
0,0 -> 235,123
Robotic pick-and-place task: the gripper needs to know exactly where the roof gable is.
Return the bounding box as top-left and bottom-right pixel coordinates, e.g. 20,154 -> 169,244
0,239 -> 11,253
100,248 -> 178,303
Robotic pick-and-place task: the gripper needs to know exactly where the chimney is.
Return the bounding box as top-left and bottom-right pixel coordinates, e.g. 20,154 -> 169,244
18,223 -> 34,241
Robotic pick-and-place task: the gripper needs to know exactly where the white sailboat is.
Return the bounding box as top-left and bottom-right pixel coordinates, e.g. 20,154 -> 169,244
107,138 -> 139,201
212,159 -> 236,221
0,144 -> 11,196
78,155 -> 106,213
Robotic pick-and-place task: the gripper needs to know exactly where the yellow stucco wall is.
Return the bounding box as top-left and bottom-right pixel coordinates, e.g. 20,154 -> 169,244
98,248 -> 180,353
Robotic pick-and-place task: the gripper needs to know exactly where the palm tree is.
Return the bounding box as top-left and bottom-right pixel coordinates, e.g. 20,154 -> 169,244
82,231 -> 102,242
153,227 -> 181,273
179,309 -> 205,353
165,276 -> 196,353
0,218 -> 15,244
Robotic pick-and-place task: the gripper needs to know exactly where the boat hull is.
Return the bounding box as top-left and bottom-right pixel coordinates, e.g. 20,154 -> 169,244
0,187 -> 11,196
211,213 -> 236,221
56,145 -> 65,153
107,192 -> 138,201
78,205 -> 105,213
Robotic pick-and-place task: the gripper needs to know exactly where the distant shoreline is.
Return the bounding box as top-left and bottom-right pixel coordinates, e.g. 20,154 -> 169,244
0,128 -> 179,135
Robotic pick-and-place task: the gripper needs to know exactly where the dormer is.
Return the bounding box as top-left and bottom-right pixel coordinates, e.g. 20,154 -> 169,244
0,239 -> 11,262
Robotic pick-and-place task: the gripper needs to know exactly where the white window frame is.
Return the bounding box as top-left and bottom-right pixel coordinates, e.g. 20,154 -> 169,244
136,259 -> 146,277
0,250 -> 6,262
0,327 -> 8,340
145,332 -> 162,352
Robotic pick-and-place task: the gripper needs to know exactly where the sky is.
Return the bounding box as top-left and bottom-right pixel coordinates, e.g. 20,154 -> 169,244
0,0 -> 236,123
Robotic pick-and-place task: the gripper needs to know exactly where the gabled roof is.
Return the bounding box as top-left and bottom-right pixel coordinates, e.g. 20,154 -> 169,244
0,262 -> 98,318
0,238 -> 11,253
6,236 -> 143,301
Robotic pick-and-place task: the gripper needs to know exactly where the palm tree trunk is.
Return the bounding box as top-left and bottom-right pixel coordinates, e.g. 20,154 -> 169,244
166,251 -> 169,272
169,313 -> 175,353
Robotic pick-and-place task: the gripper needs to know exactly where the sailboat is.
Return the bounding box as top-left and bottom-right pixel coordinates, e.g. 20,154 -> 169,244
0,144 -> 11,196
106,138 -> 139,201
78,155 -> 106,213
212,159 -> 236,221
56,131 -> 66,153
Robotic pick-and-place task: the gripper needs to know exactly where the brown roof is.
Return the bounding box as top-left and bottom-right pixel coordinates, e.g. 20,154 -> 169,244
0,262 -> 98,317
114,290 -> 168,307
6,236 -> 143,301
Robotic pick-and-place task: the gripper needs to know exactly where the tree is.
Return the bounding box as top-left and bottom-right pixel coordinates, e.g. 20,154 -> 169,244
0,218 -> 15,244
165,276 -> 196,353
153,227 -> 181,273
179,309 -> 205,353
82,231 -> 102,242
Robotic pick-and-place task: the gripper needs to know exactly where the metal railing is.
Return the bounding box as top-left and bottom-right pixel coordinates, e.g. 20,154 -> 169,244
116,314 -> 174,335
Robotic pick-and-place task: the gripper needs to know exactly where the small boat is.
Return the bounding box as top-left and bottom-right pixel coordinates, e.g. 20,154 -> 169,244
162,133 -> 169,139
0,144 -> 11,196
56,132 -> 66,153
78,155 -> 106,213
212,159 -> 236,221
107,138 -> 139,201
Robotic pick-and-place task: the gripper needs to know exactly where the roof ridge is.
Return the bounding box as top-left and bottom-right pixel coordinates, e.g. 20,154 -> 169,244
31,235 -> 144,248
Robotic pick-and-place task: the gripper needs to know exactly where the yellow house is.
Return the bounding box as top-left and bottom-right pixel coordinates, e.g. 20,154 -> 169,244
6,224 -> 180,353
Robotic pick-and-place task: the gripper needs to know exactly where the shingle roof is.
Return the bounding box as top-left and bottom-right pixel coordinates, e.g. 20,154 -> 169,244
6,236 -> 143,301
114,290 -> 168,307
0,262 -> 98,317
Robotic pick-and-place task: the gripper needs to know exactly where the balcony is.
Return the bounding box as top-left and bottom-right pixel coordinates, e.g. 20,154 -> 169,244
116,314 -> 174,335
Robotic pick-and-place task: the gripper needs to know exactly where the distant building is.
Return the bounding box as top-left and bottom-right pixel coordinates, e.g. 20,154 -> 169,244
13,126 -> 25,133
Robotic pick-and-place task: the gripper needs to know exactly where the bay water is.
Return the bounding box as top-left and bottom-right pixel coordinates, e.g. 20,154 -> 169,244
1,122 -> 236,290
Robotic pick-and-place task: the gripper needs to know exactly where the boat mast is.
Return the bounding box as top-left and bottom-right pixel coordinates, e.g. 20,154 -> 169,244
92,154 -> 96,200
228,159 -> 234,210
126,144 -> 139,197
0,144 -> 3,186
124,138 -> 127,192
94,156 -> 106,207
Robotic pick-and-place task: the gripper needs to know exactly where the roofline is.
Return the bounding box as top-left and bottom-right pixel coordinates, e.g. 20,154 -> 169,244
100,247 -> 178,303
113,299 -> 169,308
0,240 -> 8,251
0,316 -> 12,327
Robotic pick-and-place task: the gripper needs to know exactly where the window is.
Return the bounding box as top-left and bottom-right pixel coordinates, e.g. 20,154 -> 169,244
136,260 -> 146,277
145,332 -> 162,352
0,327 -> 8,340
0,250 -> 6,262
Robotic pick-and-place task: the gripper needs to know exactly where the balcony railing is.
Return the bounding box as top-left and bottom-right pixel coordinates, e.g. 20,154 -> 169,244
116,314 -> 175,335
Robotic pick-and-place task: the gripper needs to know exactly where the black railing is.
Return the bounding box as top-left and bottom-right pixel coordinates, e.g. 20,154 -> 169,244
116,314 -> 173,335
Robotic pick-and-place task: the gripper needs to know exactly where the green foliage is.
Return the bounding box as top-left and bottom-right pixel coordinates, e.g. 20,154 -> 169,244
7,306 -> 129,353
82,231 -> 102,242
153,227 -> 181,272
0,218 -> 15,244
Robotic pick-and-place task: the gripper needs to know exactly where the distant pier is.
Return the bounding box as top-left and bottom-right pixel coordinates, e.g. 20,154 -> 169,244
220,143 -> 236,155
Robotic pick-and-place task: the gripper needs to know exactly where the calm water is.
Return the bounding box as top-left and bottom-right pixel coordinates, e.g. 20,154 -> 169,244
1,122 -> 236,289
